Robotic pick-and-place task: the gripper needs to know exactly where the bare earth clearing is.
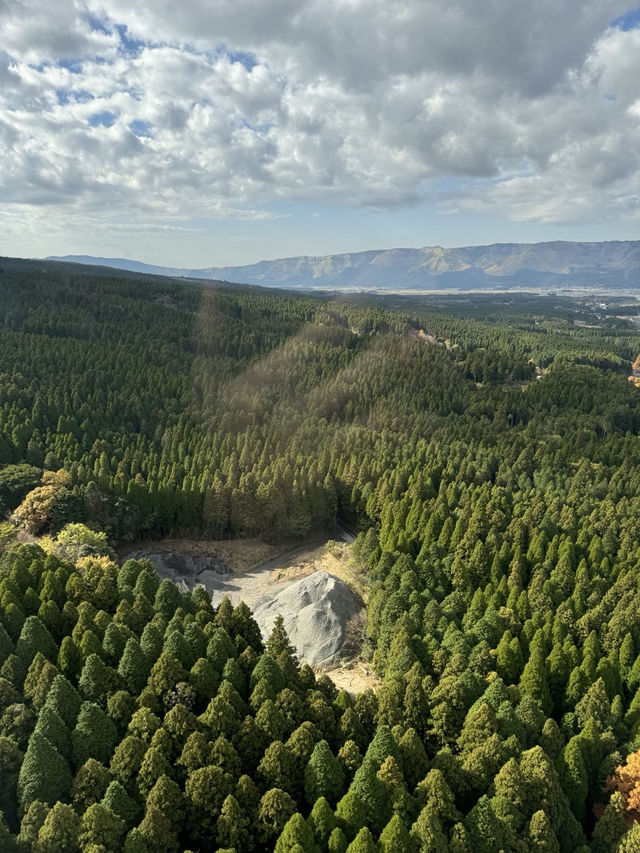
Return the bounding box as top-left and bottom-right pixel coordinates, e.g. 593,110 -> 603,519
121,535 -> 369,683
322,661 -> 381,695
119,536 -> 280,575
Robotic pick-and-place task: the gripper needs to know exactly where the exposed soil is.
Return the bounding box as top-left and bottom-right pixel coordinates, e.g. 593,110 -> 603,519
119,537 -> 281,575
120,535 -> 368,669
322,661 -> 381,696
267,539 -> 370,601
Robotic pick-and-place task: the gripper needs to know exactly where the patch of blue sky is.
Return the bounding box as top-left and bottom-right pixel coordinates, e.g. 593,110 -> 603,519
85,12 -> 111,35
57,58 -> 83,73
129,119 -> 152,138
227,49 -> 258,70
115,24 -> 146,57
204,45 -> 258,70
89,111 -> 116,128
611,8 -> 640,30
57,88 -> 94,106
240,118 -> 273,134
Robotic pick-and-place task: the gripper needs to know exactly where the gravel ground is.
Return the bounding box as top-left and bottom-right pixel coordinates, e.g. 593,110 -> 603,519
126,538 -> 364,666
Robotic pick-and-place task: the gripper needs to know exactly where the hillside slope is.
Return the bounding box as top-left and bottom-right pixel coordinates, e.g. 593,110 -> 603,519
49,240 -> 640,290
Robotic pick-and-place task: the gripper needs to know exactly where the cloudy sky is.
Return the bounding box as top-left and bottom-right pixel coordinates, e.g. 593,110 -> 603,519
1,1 -> 640,266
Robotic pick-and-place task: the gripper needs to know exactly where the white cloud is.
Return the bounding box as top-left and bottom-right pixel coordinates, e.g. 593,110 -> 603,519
0,0 -> 639,234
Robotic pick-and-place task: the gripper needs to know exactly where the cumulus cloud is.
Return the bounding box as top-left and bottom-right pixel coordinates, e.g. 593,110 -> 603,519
0,0 -> 639,234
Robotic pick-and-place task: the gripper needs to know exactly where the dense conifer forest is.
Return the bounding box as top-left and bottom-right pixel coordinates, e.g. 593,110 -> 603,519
2,258 -> 640,850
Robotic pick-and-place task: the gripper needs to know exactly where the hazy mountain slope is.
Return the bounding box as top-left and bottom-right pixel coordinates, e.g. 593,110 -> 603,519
48,240 -> 640,290
45,255 -> 205,278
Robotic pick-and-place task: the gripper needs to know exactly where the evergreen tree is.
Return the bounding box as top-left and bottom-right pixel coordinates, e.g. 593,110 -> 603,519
17,801 -> 50,849
16,615 -> 58,668
309,796 -> 336,847
527,809 -> 559,853
33,705 -> 70,758
185,765 -> 233,843
118,637 -> 148,694
17,731 -> 72,813
559,738 -> 588,822
257,788 -> 298,845
618,825 -> 640,852
275,811 -> 315,853
335,791 -> 368,841
110,736 -> 147,787
102,780 -> 141,824
43,674 -> 81,728
71,758 -> 112,813
346,826 -> 379,853
78,803 -> 127,851
305,739 -> 346,806
216,794 -> 251,851
378,814 -> 413,853
267,615 -> 298,664
36,802 -> 80,853
328,826 -> 349,853
72,701 -> 118,768
591,791 -> 627,853
78,653 -> 110,703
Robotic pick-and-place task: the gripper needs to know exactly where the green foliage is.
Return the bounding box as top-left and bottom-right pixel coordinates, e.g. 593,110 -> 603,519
118,638 -> 148,695
217,794 -> 251,851
71,759 -> 112,813
101,780 -> 140,824
267,615 -> 298,663
72,702 -> 118,768
17,800 -> 50,848
185,764 -> 233,843
257,788 -> 298,844
346,826 -> 379,853
46,675 -> 82,728
33,705 -> 70,758
78,653 -> 110,703
527,809 -> 559,852
16,615 -> 58,669
36,802 -> 80,853
45,523 -> 111,565
0,623 -> 14,668
78,803 -> 126,851
1,271 -> 640,850
336,791 -> 368,841
274,811 -> 314,853
17,731 -> 72,813
328,826 -> 349,853
0,465 -> 42,514
309,796 -> 336,846
110,736 -> 147,787
378,814 -> 413,853
258,740 -> 296,793
305,739 -> 346,805
123,827 -> 149,853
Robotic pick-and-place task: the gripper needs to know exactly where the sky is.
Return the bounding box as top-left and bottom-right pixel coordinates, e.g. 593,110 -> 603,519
1,1 -> 640,267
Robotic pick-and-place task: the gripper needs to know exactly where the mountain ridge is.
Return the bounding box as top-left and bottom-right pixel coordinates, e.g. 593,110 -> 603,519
47,239 -> 640,290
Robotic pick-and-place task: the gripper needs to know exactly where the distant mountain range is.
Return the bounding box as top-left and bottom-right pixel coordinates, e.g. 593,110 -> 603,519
47,240 -> 640,291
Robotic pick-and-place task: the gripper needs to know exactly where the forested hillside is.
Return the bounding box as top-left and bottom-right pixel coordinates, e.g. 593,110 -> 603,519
2,259 -> 640,850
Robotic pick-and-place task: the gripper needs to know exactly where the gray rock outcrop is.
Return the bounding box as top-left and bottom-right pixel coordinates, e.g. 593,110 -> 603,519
125,550 -> 229,591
